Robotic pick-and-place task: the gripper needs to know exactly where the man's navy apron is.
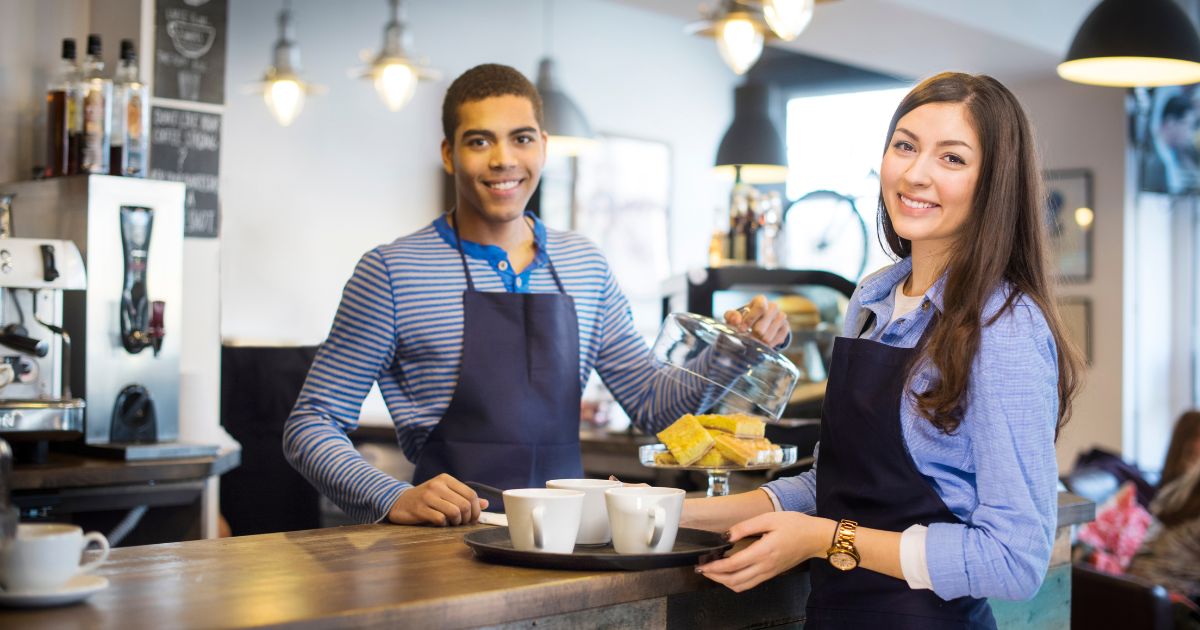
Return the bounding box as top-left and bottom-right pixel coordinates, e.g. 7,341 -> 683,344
411,214 -> 583,506
805,313 -> 997,629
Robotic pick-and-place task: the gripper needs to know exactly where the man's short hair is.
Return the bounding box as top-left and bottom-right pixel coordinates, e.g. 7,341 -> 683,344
441,64 -> 544,144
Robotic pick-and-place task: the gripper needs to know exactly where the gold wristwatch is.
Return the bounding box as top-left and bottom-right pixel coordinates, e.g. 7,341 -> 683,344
826,519 -> 861,571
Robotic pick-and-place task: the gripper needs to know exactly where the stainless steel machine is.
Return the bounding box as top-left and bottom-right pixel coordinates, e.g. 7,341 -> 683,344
0,176 -> 210,459
0,194 -> 88,461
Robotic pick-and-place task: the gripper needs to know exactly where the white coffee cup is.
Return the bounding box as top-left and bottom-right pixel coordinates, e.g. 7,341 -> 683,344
503,488 -> 584,554
605,486 -> 685,554
546,478 -> 622,546
0,523 -> 110,592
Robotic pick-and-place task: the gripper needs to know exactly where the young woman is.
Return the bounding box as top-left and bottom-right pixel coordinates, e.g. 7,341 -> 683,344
683,72 -> 1084,629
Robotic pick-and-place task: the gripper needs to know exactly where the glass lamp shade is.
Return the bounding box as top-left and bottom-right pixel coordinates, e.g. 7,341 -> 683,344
1058,0 -> 1200,87
763,0 -> 814,42
372,62 -> 418,112
264,77 -> 306,127
716,14 -> 766,75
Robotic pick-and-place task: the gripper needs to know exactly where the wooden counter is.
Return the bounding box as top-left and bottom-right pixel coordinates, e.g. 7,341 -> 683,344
1,494 -> 1094,629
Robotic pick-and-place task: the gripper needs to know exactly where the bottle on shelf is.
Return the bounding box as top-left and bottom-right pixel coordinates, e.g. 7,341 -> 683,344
44,38 -> 79,177
111,39 -> 149,177
78,34 -> 112,175
708,206 -> 728,268
757,191 -> 786,269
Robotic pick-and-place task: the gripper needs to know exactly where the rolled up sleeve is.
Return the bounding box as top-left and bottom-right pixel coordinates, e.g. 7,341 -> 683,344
925,303 -> 1059,601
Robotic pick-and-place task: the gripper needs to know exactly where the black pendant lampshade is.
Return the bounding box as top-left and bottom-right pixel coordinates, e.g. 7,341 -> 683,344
536,57 -> 595,156
1058,0 -> 1200,87
715,83 -> 787,184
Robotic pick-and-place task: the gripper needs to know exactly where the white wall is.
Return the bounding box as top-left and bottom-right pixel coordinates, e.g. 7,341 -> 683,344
220,0 -> 736,344
1008,76 -> 1129,472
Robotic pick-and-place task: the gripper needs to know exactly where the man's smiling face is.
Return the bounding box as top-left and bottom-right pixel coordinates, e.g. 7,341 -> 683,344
442,95 -> 548,225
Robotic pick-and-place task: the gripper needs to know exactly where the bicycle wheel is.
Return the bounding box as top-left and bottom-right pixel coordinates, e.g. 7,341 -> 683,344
784,190 -> 869,280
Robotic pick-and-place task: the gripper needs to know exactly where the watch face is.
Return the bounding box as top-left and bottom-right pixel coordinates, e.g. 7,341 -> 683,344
829,551 -> 857,571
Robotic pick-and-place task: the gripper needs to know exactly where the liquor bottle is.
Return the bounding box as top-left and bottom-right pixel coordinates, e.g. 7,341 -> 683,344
111,39 -> 149,177
45,38 -> 79,177
78,34 -> 112,175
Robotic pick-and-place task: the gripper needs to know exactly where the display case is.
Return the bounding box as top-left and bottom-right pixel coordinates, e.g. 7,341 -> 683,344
661,266 -> 857,465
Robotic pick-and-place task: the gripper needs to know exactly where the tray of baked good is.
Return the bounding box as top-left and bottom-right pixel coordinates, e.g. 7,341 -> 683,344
642,413 -> 796,471
463,527 -> 731,571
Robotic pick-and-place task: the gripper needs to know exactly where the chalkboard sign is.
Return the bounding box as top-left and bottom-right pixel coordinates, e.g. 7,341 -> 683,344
148,106 -> 220,238
154,0 -> 227,104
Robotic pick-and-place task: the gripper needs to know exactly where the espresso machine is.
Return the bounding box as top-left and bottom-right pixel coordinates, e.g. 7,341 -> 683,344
0,176 -> 213,459
0,194 -> 88,462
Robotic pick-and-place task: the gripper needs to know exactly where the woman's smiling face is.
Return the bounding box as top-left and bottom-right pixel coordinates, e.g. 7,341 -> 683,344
880,102 -> 981,253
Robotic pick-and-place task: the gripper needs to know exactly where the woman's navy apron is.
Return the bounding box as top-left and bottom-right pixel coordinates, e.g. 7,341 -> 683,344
805,313 -> 997,629
411,215 -> 583,505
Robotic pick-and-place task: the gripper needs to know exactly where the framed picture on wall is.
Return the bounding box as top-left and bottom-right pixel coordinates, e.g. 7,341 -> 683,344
1059,296 -> 1092,365
572,134 -> 672,335
1044,169 -> 1093,283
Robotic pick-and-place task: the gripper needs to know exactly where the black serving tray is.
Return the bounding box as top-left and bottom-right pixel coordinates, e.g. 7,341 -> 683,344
463,527 -> 732,571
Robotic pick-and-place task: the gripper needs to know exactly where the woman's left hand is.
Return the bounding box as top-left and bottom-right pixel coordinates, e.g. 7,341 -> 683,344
724,295 -> 789,348
696,512 -> 835,593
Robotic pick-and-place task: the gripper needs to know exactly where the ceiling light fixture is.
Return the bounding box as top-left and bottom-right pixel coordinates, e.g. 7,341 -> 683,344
257,1 -> 323,127
687,0 -> 820,75
1058,0 -> 1200,87
763,0 -> 815,42
536,1 -> 595,156
357,0 -> 440,112
715,82 -> 788,184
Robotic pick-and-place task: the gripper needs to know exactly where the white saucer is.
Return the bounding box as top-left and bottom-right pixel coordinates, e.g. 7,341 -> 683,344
0,574 -> 109,608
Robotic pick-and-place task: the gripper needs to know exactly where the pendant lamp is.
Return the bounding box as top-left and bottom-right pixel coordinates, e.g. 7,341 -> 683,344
357,0 -> 440,112
536,1 -> 595,156
1059,0 -> 1200,87
687,0 -> 770,75
257,1 -> 323,127
715,83 -> 788,184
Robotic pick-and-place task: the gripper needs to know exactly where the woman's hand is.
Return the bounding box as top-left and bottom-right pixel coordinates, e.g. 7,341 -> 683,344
724,295 -> 789,348
696,512 -> 836,592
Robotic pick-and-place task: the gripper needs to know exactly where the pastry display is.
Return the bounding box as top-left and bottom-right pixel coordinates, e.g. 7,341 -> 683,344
651,413 -> 783,468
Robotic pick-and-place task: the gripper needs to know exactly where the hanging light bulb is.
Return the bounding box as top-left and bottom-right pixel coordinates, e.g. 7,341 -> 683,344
255,1 -> 322,127
687,1 -> 774,75
762,0 -> 814,42
357,0 -> 440,112
716,14 -> 765,75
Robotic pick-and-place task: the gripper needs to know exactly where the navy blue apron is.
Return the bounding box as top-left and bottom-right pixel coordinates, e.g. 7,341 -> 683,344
805,313 -> 997,629
411,214 -> 583,507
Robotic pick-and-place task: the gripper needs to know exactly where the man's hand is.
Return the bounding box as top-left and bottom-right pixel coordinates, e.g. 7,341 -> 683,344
387,473 -> 488,526
724,295 -> 789,348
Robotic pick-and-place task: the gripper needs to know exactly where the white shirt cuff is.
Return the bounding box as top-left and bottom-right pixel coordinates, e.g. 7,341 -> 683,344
760,487 -> 783,512
900,524 -> 934,590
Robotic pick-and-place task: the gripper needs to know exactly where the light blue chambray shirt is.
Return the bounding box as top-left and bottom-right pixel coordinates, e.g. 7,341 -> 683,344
763,258 -> 1060,601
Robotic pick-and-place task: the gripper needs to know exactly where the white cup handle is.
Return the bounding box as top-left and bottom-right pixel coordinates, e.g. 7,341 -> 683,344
646,505 -> 666,549
531,505 -> 545,550
78,531 -> 110,574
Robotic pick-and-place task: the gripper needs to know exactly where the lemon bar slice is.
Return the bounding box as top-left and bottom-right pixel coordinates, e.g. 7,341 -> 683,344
712,432 -> 761,467
656,449 -> 729,467
695,413 -> 766,438
656,414 -> 715,466
654,451 -> 678,465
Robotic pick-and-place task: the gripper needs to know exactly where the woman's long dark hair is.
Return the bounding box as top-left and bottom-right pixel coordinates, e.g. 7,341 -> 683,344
878,72 -> 1084,437
1160,411 -> 1200,490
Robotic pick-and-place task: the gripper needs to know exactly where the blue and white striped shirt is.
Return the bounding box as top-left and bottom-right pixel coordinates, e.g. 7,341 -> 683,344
763,258 -> 1060,601
283,213 -> 686,523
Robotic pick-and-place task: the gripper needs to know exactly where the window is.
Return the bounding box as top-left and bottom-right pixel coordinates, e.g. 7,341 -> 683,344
784,87 -> 909,280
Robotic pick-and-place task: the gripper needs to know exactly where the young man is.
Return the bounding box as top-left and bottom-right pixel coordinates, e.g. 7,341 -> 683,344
283,64 -> 787,527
